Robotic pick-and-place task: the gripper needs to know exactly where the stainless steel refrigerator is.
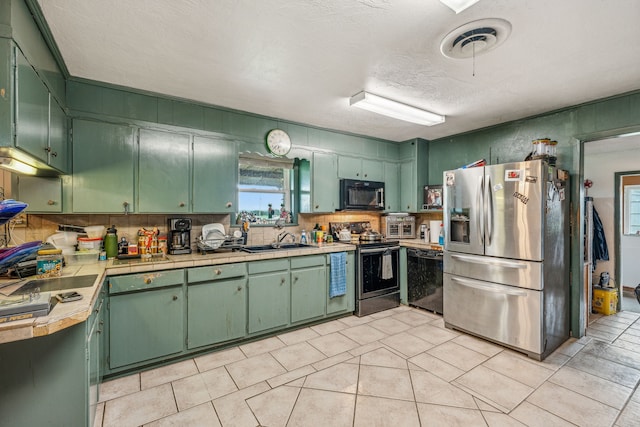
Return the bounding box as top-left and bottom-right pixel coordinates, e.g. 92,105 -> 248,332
442,159 -> 569,360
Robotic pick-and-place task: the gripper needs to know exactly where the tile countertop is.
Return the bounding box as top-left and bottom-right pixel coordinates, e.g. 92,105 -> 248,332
0,242 -> 356,344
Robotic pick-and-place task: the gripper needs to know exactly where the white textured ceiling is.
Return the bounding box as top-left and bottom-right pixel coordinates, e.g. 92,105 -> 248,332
37,0 -> 640,142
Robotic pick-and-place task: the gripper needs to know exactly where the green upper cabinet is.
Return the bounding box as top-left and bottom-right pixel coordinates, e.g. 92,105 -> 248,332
338,156 -> 384,181
14,48 -> 68,174
17,176 -> 62,212
383,161 -> 400,212
138,128 -> 191,213
310,151 -> 338,212
399,160 -> 416,212
193,136 -> 237,213
398,139 -> 429,212
72,119 -> 135,213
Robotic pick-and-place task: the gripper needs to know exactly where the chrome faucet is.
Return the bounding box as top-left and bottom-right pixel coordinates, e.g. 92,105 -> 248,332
277,231 -> 296,243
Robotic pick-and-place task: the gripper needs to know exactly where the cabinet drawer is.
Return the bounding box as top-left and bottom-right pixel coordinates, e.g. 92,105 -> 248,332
188,263 -> 247,283
248,259 -> 289,275
291,255 -> 325,269
109,269 -> 184,294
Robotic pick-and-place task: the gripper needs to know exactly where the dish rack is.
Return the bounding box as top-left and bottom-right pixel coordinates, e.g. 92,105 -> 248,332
196,235 -> 244,254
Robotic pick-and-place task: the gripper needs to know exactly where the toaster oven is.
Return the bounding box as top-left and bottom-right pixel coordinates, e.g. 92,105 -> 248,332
381,214 -> 416,239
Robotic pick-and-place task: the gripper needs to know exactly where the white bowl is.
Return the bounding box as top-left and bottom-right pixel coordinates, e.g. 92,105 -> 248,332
84,225 -> 105,239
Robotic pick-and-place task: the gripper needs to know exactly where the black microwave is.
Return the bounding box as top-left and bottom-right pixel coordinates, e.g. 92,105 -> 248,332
339,179 -> 385,211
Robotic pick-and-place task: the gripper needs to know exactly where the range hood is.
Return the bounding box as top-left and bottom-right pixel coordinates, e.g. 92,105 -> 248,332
0,148 -> 62,177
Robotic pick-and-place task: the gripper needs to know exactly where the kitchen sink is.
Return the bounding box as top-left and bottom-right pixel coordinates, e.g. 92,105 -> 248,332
241,243 -> 314,253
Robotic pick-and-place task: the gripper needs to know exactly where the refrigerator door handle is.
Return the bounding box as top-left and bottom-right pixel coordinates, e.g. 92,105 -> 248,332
451,276 -> 528,297
450,254 -> 528,269
477,175 -> 484,246
486,174 -> 493,246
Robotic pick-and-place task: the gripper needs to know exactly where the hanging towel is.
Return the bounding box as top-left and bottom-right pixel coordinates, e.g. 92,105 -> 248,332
381,252 -> 393,280
329,252 -> 347,298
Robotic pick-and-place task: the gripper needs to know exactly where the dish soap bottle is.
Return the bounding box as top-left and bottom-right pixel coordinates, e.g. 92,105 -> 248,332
438,223 -> 444,246
104,225 -> 118,259
300,230 -> 307,244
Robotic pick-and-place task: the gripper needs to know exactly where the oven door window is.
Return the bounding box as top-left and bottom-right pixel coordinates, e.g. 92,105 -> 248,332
360,250 -> 399,297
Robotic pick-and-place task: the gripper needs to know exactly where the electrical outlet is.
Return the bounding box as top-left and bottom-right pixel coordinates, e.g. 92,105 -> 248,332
10,213 -> 27,228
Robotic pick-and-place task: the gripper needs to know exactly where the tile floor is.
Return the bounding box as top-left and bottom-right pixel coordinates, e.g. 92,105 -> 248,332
95,306 -> 640,426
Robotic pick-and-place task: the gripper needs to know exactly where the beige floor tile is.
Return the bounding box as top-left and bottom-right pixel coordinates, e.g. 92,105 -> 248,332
99,373 -> 140,402
239,335 -> 285,357
416,403 -> 487,426
510,401 -> 575,427
586,328 -> 619,343
93,402 -> 104,426
411,370 -> 477,409
225,353 -> 287,389
528,382 -> 619,426
368,316 -> 412,335
312,351 -> 353,371
354,395 -> 420,427
616,400 -> 640,427
247,385 -> 301,427
141,359 -> 199,389
482,351 -> 555,388
103,383 -> 177,427
357,365 -> 414,401
310,318 -> 348,335
287,377 -> 306,387
390,310 -> 435,326
287,388 -> 356,427
171,373 -> 213,411
267,365 -> 315,388
482,411 -> 527,426
588,322 -> 628,335
548,365 -> 633,410
474,397 -> 501,412
612,337 -> 640,354
380,331 -> 434,357
623,326 -> 640,337
193,346 -> 245,372
452,334 -> 504,357
360,347 -> 408,369
338,315 -> 373,327
407,323 -> 459,345
553,338 -> 585,357
277,326 -> 320,345
617,333 -> 640,346
368,309 -> 395,319
567,351 -> 640,388
339,323 -> 388,344
308,331 -> 360,357
304,362 -> 359,393
200,366 -> 238,400
144,402 -> 221,427
428,341 -> 488,372
212,382 -> 270,427
348,341 -> 384,357
454,365 -> 534,413
408,351 -> 465,382
270,341 -> 327,371
582,339 -> 640,371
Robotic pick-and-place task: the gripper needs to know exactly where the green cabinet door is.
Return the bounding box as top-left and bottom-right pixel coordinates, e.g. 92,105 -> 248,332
400,160 -> 416,212
311,152 -> 338,212
248,261 -> 290,334
15,49 -> 49,164
17,176 -> 62,212
291,265 -> 326,323
362,159 -> 384,181
338,156 -> 361,179
87,287 -> 105,427
187,276 -> 247,349
138,128 -> 190,213
48,97 -> 68,172
384,162 -> 400,212
327,252 -> 355,315
72,119 -> 135,213
109,286 -> 184,369
193,136 -> 237,213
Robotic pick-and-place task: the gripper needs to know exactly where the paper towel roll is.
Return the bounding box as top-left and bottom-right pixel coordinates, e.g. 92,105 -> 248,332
429,221 -> 442,243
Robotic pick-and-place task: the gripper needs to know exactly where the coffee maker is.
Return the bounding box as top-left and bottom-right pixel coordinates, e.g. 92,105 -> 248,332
168,218 -> 192,254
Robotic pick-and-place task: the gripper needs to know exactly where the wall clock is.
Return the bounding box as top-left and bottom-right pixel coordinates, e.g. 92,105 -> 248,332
266,129 -> 291,156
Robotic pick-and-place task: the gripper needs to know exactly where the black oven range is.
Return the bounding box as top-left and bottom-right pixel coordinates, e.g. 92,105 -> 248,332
330,222 -> 401,317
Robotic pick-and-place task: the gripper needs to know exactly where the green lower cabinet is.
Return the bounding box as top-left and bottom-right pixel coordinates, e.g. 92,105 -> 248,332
327,252 -> 355,315
87,285 -> 106,426
248,259 -> 290,334
187,276 -> 247,349
109,286 -> 184,369
291,257 -> 326,324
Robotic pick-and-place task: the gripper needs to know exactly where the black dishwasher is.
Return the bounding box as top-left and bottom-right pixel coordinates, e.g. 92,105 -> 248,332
407,248 -> 444,314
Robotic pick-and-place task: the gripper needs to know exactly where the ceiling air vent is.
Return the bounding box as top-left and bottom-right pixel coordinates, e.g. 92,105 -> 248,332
440,18 -> 511,59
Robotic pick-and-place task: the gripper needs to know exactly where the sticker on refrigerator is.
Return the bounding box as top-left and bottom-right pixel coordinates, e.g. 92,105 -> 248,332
505,169 -> 523,181
493,183 -> 503,192
559,188 -> 565,201
513,191 -> 529,204
445,172 -> 455,186
525,176 -> 538,183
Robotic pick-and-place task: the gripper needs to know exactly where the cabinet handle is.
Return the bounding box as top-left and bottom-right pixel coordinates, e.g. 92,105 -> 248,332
123,201 -> 130,215
144,278 -> 152,284
237,286 -> 242,291
44,147 -> 51,153
364,173 -> 367,177
281,278 -> 285,285
215,269 -> 222,275
315,204 -> 319,209
172,295 -> 178,301
179,202 -> 185,207
51,151 -> 57,157
293,276 -> 298,283
226,202 -> 232,208
47,200 -> 55,205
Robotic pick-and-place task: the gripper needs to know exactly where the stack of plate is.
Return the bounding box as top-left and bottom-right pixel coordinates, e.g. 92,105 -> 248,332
201,223 -> 226,249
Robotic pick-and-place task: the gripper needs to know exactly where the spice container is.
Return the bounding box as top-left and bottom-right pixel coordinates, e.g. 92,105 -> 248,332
37,248 -> 63,278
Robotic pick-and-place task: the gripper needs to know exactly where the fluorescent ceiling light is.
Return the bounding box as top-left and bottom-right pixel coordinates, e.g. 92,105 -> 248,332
350,91 -> 445,126
440,0 -> 480,14
0,157 -> 38,175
